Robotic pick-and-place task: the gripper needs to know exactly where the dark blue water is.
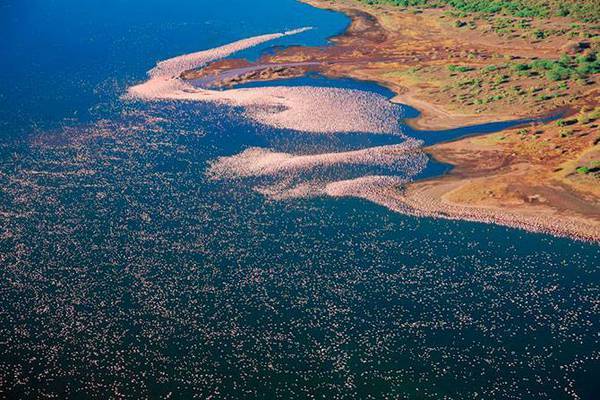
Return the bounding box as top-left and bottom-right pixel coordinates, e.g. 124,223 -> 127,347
0,1 -> 598,399
0,0 -> 348,137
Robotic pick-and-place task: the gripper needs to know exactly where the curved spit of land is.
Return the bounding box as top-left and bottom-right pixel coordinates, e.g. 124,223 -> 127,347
185,62 -> 321,88
128,4 -> 600,242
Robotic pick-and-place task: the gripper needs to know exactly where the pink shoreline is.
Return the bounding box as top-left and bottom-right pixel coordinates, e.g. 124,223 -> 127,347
366,185 -> 600,243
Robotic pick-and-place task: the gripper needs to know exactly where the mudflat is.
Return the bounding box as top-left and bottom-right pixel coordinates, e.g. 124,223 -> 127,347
181,0 -> 599,240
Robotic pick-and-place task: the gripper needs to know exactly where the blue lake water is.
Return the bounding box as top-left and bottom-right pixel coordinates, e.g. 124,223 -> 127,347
0,0 -> 598,399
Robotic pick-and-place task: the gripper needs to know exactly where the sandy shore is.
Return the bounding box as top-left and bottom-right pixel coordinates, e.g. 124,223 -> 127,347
177,0 -> 600,241
401,112 -> 600,242
391,91 -> 519,130
305,0 -> 600,241
186,0 -> 595,130
393,172 -> 600,242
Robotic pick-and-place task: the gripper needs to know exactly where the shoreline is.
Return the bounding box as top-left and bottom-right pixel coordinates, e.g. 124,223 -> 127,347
299,0 -> 595,130
302,0 -> 600,242
179,0 -> 599,242
389,174 -> 600,243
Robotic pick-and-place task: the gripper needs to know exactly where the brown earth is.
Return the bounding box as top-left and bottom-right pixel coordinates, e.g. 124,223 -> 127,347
181,0 -> 599,240
400,102 -> 600,241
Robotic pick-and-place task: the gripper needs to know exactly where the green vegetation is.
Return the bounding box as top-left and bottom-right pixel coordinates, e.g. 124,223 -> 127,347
438,51 -> 598,109
428,49 -> 598,112
359,0 -> 600,23
509,53 -> 600,81
576,107 -> 600,124
512,63 -> 530,71
558,107 -> 600,140
556,118 -> 578,127
559,129 -> 573,138
448,64 -> 475,72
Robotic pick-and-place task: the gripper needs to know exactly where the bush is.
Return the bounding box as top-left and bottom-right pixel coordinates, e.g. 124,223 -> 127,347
576,166 -> 590,174
559,129 -> 573,137
533,30 -> 546,39
546,65 -> 572,81
557,5 -> 570,17
512,63 -> 531,71
576,53 -> 597,64
559,54 -> 573,66
531,59 -> 555,70
577,113 -> 591,124
556,118 -> 577,126
448,65 -> 475,72
361,0 -> 600,23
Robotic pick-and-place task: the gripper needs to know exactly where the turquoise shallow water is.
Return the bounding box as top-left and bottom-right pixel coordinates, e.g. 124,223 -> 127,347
0,1 -> 598,399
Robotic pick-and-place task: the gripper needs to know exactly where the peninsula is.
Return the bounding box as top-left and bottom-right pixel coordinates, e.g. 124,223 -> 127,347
182,0 -> 600,240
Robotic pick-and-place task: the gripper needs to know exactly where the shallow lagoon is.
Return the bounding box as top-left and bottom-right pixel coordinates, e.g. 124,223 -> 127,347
0,0 -> 598,399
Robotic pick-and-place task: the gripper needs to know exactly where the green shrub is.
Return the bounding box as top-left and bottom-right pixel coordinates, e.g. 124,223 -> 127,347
576,53 -> 597,64
531,59 -> 555,70
559,129 -> 573,137
532,30 -> 546,39
546,66 -> 572,81
576,166 -> 590,174
359,0 -> 600,23
556,118 -> 577,126
448,65 -> 475,72
559,54 -> 573,65
512,63 -> 531,71
577,113 -> 591,124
